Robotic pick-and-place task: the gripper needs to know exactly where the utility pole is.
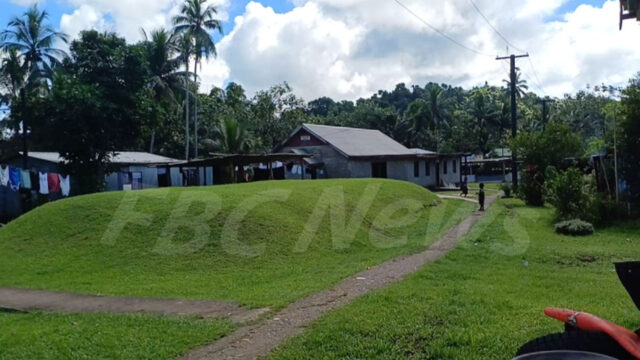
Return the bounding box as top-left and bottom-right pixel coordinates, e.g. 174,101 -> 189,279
614,116 -> 620,203
497,53 -> 529,191
539,98 -> 554,130
21,90 -> 28,169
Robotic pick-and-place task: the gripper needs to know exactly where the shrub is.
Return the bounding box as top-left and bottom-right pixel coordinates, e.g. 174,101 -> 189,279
518,166 -> 545,206
555,219 -> 595,236
500,183 -> 512,198
545,167 -> 589,220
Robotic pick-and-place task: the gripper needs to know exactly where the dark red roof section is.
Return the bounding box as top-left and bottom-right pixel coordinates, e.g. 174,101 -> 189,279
281,128 -> 326,147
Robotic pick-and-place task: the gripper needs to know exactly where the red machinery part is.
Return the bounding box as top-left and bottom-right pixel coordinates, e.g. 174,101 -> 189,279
545,308 -> 640,359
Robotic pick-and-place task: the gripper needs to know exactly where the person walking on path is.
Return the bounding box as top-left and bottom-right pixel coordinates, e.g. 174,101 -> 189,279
478,183 -> 485,211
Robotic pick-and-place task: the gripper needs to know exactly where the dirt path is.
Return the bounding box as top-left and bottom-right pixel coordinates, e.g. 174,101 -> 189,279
181,193 -> 500,360
0,288 -> 269,323
436,194 -> 479,203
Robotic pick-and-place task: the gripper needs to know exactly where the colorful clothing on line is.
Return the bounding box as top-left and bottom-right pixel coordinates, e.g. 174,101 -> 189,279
9,167 -> 21,191
39,172 -> 49,195
48,173 -> 61,193
59,174 -> 70,197
0,166 -> 8,186
20,170 -> 32,189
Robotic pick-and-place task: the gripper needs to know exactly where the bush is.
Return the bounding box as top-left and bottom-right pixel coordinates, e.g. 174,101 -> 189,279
545,167 -> 589,220
500,183 -> 512,198
555,219 -> 595,236
518,166 -> 545,206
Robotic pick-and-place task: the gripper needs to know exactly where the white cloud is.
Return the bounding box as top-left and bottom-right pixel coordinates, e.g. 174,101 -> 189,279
195,0 -> 640,101
9,0 -> 45,6
60,5 -> 110,38
60,0 -> 230,41
53,0 -> 640,100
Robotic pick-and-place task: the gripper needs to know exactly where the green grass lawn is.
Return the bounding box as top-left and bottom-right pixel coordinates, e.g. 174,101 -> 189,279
0,179 -> 475,308
269,198 -> 640,359
0,311 -> 232,360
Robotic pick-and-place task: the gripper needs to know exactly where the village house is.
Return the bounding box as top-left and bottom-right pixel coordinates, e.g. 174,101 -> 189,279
275,124 -> 463,188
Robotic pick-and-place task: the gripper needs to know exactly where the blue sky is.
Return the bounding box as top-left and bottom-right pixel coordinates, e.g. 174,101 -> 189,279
0,0 -> 295,37
2,0 -> 635,101
0,0 -> 606,34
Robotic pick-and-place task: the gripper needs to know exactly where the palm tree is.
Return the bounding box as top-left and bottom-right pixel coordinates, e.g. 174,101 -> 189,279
176,33 -> 193,160
503,71 -> 529,99
142,28 -> 184,153
403,99 -> 430,148
425,85 -> 452,151
0,5 -> 68,83
471,90 -> 499,154
0,48 -> 26,107
208,117 -> 252,154
173,0 -> 223,158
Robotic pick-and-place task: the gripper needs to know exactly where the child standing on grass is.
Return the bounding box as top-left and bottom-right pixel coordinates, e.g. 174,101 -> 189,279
478,183 -> 485,211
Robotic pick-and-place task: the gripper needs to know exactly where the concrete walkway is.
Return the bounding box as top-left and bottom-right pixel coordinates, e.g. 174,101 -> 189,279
0,288 -> 269,323
181,193 -> 500,360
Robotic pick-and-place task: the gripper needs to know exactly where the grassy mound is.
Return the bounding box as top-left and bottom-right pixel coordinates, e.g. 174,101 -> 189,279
269,199 -> 640,359
0,179 -> 474,307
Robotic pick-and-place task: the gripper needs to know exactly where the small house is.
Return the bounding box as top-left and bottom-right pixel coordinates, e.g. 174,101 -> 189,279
275,124 -> 462,188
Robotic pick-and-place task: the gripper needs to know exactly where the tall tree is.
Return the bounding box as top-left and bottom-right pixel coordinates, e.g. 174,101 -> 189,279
175,32 -> 193,160
173,0 -> 223,158
503,71 -> 529,99
0,5 -> 68,83
46,31 -> 158,193
0,48 -> 26,107
142,28 -> 183,153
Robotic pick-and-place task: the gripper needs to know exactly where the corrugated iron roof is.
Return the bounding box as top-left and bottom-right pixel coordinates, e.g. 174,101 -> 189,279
301,124 -> 415,158
22,152 -> 178,165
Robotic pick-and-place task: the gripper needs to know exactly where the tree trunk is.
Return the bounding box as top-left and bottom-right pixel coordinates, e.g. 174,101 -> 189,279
149,129 -> 156,154
194,57 -> 199,159
185,61 -> 190,160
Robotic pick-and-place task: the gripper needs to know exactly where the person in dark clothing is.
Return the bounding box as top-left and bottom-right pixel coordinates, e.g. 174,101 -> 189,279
478,183 -> 486,211
460,177 -> 469,197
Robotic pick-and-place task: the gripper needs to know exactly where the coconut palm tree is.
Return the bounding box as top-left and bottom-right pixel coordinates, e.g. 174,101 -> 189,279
208,116 -> 252,154
173,0 -> 223,158
0,48 -> 26,107
176,33 -> 194,160
142,28 -> 184,153
503,71 -> 529,99
0,5 -> 68,83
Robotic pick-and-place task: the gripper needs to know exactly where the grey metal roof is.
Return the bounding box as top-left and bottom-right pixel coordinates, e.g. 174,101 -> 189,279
301,124 -> 415,158
410,148 -> 437,155
24,152 -> 178,165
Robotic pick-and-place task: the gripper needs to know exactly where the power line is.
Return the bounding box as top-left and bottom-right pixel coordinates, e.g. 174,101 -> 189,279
526,56 -> 546,95
468,0 -> 548,97
392,0 -> 493,57
468,0 -> 525,54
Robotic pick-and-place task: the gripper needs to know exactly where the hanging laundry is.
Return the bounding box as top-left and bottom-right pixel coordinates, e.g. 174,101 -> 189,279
59,174 -> 71,197
9,167 -> 21,191
0,165 -> 9,186
20,169 -> 31,189
48,173 -> 61,193
39,172 -> 49,195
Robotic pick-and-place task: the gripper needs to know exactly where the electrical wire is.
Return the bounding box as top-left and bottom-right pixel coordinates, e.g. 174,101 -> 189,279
468,0 -> 526,54
526,56 -> 547,95
468,0 -> 548,97
392,0 -> 493,57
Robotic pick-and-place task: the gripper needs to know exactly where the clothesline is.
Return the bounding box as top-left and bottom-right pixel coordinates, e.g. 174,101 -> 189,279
0,165 -> 71,197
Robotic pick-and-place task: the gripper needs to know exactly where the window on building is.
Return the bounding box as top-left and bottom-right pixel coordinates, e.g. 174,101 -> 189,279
443,160 -> 448,174
414,161 -> 420,177
425,161 -> 431,176
453,160 -> 457,174
300,135 -> 311,141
